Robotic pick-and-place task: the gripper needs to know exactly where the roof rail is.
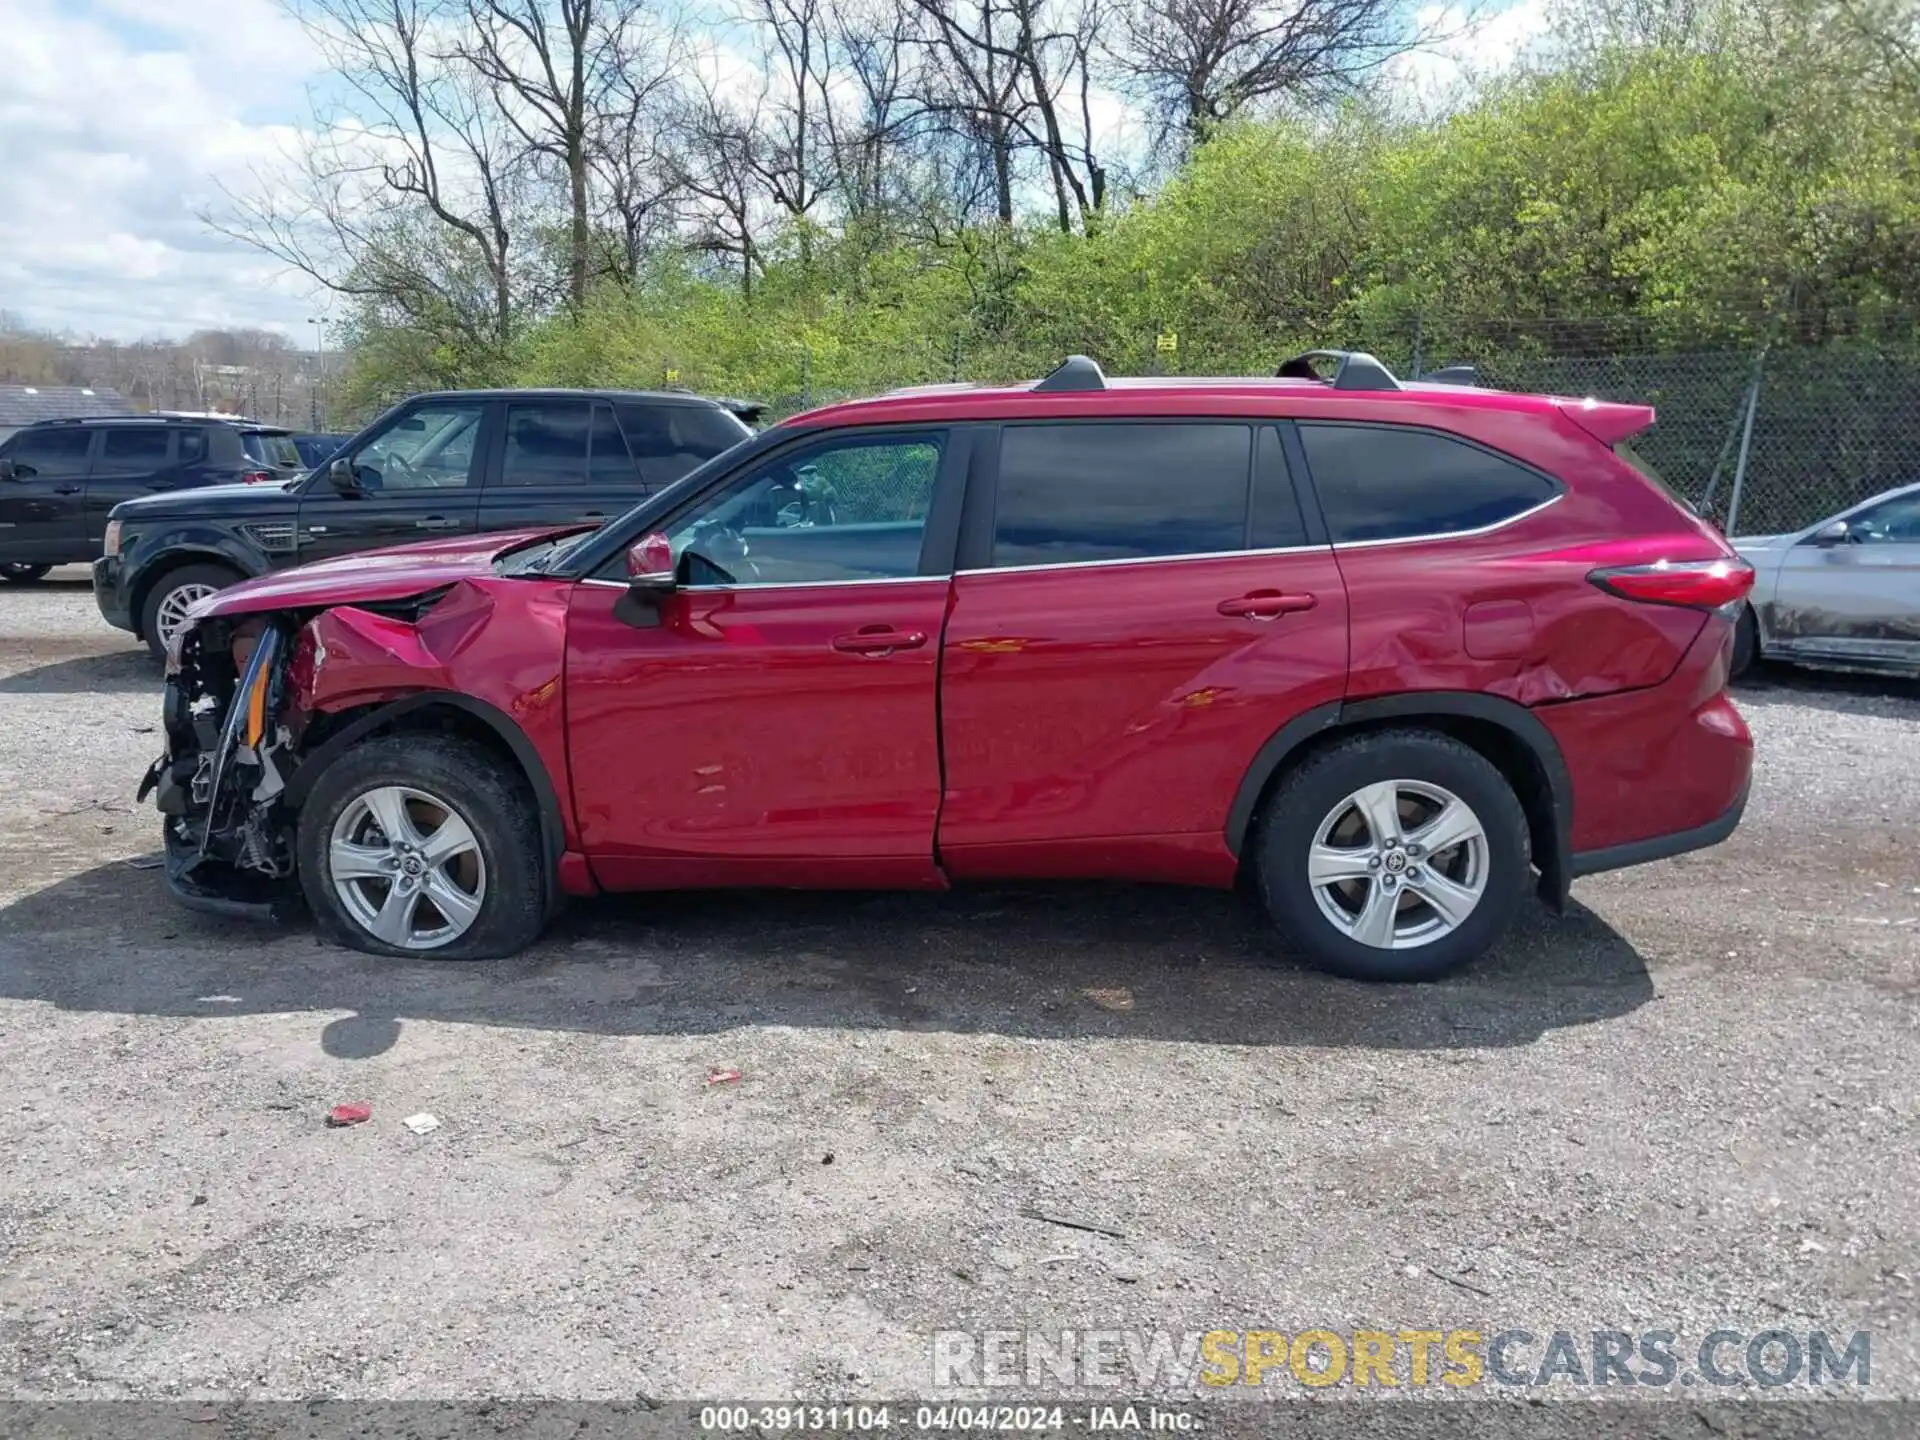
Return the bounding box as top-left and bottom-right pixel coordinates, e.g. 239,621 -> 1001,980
1274,349 -> 1402,392
1033,354 -> 1107,393
1420,365 -> 1480,387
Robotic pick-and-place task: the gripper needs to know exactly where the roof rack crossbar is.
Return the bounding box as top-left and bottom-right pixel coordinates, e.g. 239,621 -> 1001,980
1033,354 -> 1107,393
1274,349 -> 1403,392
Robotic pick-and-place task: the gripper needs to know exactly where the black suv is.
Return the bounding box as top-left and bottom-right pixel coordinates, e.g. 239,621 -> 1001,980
94,388 -> 753,657
0,415 -> 302,583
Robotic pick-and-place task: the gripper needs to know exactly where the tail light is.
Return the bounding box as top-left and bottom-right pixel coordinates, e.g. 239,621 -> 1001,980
1588,557 -> 1754,611
240,469 -> 273,484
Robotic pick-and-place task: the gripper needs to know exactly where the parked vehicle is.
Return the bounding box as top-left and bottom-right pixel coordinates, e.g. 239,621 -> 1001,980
291,433 -> 354,469
141,352 -> 1754,981
1731,481 -> 1920,678
0,415 -> 303,583
94,388 -> 754,658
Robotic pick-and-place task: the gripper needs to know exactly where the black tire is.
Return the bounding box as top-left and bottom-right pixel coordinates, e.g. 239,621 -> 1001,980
139,562 -> 243,661
1254,729 -> 1531,982
0,563 -> 52,584
295,734 -> 548,960
1731,605 -> 1758,679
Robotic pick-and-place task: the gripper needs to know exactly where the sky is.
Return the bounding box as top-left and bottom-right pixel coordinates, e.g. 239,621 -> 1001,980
0,0 -> 1549,345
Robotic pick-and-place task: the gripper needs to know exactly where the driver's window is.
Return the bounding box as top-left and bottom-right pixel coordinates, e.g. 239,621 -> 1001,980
667,433 -> 944,587
350,403 -> 484,491
1848,493 -> 1920,545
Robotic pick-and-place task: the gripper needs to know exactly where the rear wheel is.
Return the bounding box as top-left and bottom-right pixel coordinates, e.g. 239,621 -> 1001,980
1254,730 -> 1530,981
1731,605 -> 1758,679
140,562 -> 242,661
296,734 -> 548,960
0,563 -> 51,584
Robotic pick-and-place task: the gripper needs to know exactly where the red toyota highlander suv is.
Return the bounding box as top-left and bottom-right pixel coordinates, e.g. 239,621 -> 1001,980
141,351 -> 1753,981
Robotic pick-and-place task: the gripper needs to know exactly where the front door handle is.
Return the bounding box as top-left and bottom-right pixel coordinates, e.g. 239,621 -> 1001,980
572,511 -> 606,524
414,516 -> 462,531
832,625 -> 929,656
1218,590 -> 1316,620
54,484 -> 82,495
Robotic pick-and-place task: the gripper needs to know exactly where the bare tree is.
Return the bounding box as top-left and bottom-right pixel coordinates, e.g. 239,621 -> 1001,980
208,0 -> 535,346
1120,0 -> 1452,138
590,12 -> 686,280
674,76 -> 771,297
459,0 -> 641,306
906,0 -> 1033,224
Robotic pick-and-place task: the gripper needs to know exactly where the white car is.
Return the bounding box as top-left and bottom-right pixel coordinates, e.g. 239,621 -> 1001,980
1732,481 -> 1920,678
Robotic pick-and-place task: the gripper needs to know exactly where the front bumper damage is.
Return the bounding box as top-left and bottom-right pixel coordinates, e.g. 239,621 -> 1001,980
142,617 -> 302,920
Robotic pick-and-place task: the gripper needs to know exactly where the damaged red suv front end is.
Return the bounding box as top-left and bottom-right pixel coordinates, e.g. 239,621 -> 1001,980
141,529 -> 586,919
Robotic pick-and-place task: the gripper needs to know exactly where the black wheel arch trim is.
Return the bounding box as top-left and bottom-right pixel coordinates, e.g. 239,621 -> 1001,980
1224,691 -> 1575,911
283,691 -> 568,916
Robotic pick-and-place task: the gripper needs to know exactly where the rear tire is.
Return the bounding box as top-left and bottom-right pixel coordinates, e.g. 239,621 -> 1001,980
0,563 -> 51,584
296,734 -> 548,960
1731,605 -> 1758,679
140,562 -> 242,661
1254,729 -> 1530,982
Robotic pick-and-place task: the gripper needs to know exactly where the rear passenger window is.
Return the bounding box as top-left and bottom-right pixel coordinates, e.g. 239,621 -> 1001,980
500,402 -> 591,487
98,427 -> 173,470
587,404 -> 642,487
1299,423 -> 1557,543
991,423 -> 1252,567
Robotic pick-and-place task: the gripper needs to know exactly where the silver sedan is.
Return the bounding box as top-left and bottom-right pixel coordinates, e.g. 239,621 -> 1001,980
1732,481 -> 1920,678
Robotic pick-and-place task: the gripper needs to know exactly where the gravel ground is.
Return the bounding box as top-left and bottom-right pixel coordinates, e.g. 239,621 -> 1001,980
1,568 -> 1917,1415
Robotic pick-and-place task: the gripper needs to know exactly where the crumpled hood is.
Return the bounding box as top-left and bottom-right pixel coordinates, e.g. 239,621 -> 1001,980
191,528 -> 567,620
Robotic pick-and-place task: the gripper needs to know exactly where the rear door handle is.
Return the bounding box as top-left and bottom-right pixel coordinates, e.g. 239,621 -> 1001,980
572,511 -> 606,524
832,625 -> 929,656
414,516 -> 462,530
54,484 -> 82,495
1218,590 -> 1316,620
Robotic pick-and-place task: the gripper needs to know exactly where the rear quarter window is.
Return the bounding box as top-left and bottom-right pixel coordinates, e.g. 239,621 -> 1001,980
1298,423 -> 1559,543
615,403 -> 752,488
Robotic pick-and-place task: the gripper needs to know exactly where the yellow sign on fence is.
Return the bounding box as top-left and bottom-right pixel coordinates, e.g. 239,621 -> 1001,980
1156,332 -> 1179,354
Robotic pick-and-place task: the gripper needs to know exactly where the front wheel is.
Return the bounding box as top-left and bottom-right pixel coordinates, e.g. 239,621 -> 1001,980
0,563 -> 51,584
295,734 -> 548,960
141,562 -> 242,661
1254,730 -> 1531,981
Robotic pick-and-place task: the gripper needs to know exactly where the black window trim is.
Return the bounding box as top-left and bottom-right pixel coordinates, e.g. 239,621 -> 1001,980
579,420 -> 973,590
954,416 -> 1325,575
1291,418 -> 1565,550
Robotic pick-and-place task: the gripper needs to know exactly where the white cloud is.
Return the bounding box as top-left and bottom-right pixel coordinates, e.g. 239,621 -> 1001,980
1385,0 -> 1553,115
0,0 -> 327,340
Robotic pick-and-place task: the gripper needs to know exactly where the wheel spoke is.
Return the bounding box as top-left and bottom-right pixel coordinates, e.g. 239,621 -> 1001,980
329,839 -> 391,883
362,788 -> 420,847
424,871 -> 481,933
1308,842 -> 1376,886
1350,781 -> 1403,848
1349,878 -> 1400,948
418,811 -> 478,869
1410,869 -> 1481,930
1408,799 -> 1482,857
369,883 -> 422,946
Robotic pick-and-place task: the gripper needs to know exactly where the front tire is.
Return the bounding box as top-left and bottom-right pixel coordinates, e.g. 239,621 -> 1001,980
1254,729 -> 1530,982
141,562 -> 242,661
295,734 -> 548,960
0,563 -> 51,584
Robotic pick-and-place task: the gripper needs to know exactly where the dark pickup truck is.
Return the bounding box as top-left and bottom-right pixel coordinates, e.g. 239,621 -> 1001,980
94,388 -> 754,658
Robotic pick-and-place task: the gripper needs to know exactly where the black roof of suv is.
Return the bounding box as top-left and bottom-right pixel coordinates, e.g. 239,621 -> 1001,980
92,387 -> 755,658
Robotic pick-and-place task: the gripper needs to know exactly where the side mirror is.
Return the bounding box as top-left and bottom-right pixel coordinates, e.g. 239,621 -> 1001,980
625,531 -> 676,593
1812,519 -> 1850,547
0,459 -> 15,482
326,458 -> 361,495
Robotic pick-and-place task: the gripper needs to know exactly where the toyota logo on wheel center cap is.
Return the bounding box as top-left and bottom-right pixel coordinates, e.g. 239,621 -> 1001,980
1383,851 -> 1408,873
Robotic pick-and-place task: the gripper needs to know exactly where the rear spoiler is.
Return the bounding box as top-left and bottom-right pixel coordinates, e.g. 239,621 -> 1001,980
1556,397 -> 1655,446
717,398 -> 766,425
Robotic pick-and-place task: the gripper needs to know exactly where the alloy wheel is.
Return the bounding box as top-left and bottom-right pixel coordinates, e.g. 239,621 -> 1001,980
1307,779 -> 1489,950
153,582 -> 219,650
327,785 -> 487,951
